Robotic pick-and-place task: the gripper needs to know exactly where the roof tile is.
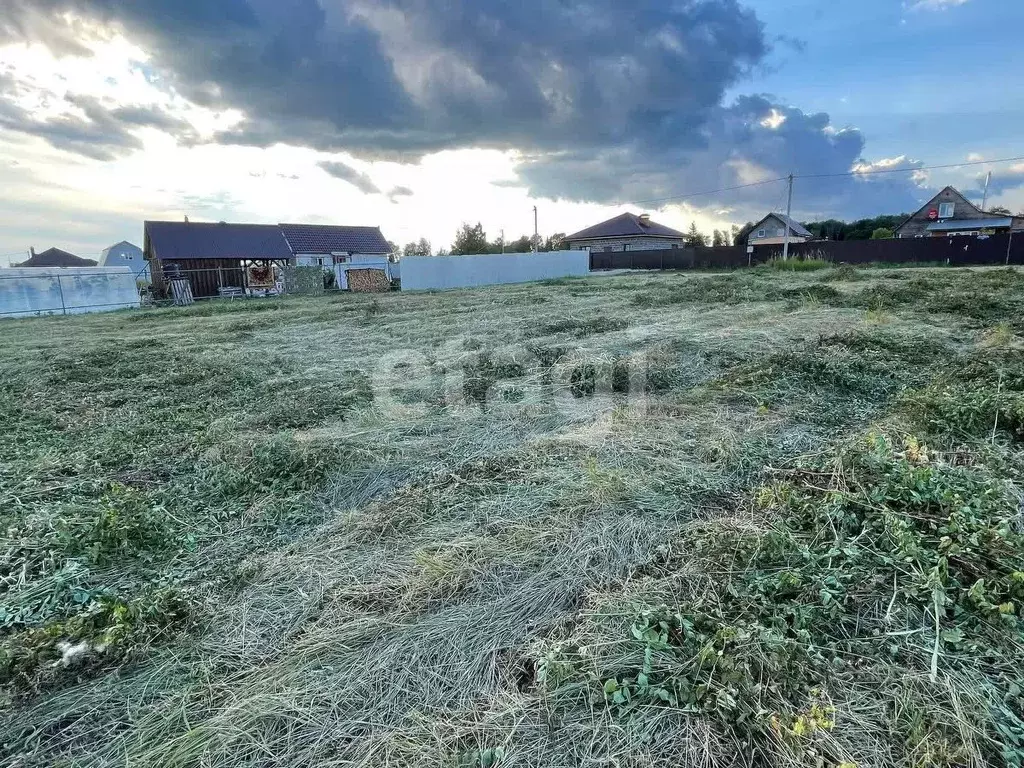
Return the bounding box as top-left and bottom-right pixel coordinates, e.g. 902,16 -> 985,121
145,222 -> 294,261
567,212 -> 685,241
279,224 -> 391,254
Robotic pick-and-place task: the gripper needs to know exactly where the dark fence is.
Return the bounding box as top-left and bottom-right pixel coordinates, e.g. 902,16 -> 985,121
590,247 -> 743,270
589,233 -> 1024,271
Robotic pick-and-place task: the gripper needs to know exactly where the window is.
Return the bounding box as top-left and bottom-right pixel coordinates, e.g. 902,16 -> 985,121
756,229 -> 766,238
939,202 -> 955,219
623,244 -> 630,251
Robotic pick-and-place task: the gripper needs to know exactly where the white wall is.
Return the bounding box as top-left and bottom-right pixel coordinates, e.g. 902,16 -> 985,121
0,267 -> 140,319
401,250 -> 589,291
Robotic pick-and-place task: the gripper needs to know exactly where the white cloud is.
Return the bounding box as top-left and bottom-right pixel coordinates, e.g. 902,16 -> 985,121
759,108 -> 786,130
906,0 -> 971,11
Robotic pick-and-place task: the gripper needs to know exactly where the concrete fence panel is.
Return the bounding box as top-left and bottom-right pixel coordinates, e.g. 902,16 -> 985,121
0,267 -> 141,319
400,250 -> 589,291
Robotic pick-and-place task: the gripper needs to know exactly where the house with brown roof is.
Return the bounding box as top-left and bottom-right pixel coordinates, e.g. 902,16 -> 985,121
566,212 -> 685,251
895,186 -> 1024,238
15,247 -> 97,268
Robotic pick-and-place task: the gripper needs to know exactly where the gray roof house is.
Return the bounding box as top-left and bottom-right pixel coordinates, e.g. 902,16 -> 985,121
99,240 -> 150,281
747,214 -> 813,246
566,212 -> 685,251
15,247 -> 97,268
894,186 -> 1024,238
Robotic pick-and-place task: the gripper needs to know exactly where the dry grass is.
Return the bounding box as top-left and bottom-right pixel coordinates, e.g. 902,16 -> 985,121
2,267 -> 1024,767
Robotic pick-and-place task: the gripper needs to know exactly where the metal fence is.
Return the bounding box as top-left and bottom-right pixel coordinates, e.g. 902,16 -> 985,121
590,233 -> 1024,271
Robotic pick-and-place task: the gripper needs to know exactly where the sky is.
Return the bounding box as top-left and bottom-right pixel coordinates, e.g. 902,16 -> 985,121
0,0 -> 1022,264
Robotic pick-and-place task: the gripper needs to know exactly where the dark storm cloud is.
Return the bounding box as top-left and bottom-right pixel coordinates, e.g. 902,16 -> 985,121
516,95 -> 927,218
1,0 -> 924,216
1,0 -> 765,152
318,160 -> 381,194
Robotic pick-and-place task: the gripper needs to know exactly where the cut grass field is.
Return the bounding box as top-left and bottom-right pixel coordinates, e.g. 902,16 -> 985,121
3,265 -> 1024,767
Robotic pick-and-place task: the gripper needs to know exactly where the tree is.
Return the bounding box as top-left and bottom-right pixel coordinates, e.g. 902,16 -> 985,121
402,238 -> 432,257
870,227 -> 894,240
804,214 -> 908,241
451,223 -> 489,255
989,206 -> 1012,215
543,233 -> 567,252
388,241 -> 401,259
504,235 -> 532,253
733,222 -> 755,246
685,222 -> 707,247
711,229 -> 727,247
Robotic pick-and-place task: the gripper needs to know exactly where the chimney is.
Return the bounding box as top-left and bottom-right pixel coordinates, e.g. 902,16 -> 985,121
638,213 -> 651,227
30,247 -> 36,257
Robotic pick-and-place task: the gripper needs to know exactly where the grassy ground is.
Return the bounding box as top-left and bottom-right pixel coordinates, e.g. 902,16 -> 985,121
3,265 -> 1024,767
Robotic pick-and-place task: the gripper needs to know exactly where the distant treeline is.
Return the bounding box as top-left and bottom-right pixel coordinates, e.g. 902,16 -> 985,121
733,214 -> 909,245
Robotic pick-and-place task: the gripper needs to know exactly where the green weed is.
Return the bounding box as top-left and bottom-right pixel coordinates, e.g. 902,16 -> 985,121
768,257 -> 831,271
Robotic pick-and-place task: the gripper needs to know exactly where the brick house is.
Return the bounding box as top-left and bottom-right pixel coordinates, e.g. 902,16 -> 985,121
895,186 -> 1024,238
566,212 -> 685,251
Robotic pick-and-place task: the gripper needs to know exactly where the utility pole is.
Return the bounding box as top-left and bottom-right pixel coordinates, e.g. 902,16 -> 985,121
982,171 -> 993,212
533,206 -> 539,253
782,174 -> 794,261
501,229 -> 505,253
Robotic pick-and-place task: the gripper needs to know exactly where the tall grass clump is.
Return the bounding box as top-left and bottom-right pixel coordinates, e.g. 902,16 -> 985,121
768,257 -> 831,271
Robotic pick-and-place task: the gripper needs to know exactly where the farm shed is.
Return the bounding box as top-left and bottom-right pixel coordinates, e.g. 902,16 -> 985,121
279,223 -> 395,291
144,221 -> 294,299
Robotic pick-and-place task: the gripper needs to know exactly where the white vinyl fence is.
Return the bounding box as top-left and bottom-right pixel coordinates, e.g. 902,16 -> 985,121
400,250 -> 589,291
0,267 -> 141,319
